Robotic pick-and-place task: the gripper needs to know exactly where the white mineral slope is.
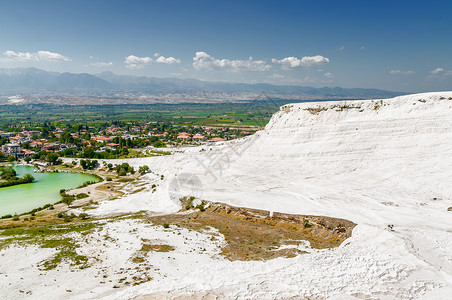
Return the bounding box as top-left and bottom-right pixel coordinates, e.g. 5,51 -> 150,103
67,92 -> 452,299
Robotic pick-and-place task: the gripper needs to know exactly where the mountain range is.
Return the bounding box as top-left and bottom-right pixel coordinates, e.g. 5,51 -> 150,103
0,67 -> 404,102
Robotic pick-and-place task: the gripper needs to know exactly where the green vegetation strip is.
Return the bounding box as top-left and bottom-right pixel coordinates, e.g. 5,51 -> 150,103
0,222 -> 100,270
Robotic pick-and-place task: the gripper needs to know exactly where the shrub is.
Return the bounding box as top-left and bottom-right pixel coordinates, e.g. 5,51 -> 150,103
163,223 -> 170,229
196,204 -> 206,212
138,165 -> 150,175
60,192 -> 76,206
76,193 -> 89,199
79,213 -> 89,220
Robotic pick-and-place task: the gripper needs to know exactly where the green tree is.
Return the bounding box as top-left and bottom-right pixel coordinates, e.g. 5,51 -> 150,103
80,159 -> 88,169
47,153 -> 60,165
0,166 -> 17,180
138,165 -> 150,175
22,174 -> 35,183
81,147 -> 95,158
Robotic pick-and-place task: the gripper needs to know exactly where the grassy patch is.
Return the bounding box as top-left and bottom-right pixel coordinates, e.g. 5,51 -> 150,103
130,187 -> 145,194
0,222 -> 100,270
116,177 -> 135,183
148,200 -> 355,261
141,244 -> 175,252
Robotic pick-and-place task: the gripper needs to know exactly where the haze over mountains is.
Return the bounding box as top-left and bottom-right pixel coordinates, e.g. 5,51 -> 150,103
0,68 -> 404,104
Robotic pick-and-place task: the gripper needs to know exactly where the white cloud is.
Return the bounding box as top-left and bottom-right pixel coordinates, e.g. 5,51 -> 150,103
429,67 -> 452,78
124,54 -> 180,68
430,67 -> 445,75
360,46 -> 366,50
90,61 -> 113,67
124,55 -> 153,69
272,55 -> 330,69
269,73 -> 284,79
155,56 -> 181,64
324,72 -> 334,78
338,45 -> 345,51
193,51 -> 271,72
3,50 -> 71,62
390,70 -> 414,75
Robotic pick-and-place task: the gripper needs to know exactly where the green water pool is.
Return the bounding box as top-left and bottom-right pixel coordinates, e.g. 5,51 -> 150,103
0,165 -> 98,216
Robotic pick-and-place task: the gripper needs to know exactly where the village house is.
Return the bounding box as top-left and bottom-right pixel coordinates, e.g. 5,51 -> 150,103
0,132 -> 15,138
9,135 -> 29,145
177,132 -> 191,142
29,140 -> 45,149
1,143 -> 21,156
43,142 -> 62,151
192,134 -> 206,142
105,143 -> 120,150
21,149 -> 33,157
93,136 -> 114,143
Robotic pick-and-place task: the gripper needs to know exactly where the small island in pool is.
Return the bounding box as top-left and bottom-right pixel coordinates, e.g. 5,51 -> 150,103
0,166 -> 34,188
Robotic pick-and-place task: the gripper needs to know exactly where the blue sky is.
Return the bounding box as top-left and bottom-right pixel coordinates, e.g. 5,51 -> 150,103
0,0 -> 451,92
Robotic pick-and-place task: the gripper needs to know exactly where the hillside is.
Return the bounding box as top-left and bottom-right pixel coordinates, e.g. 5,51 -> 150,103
92,92 -> 452,298
1,92 -> 451,299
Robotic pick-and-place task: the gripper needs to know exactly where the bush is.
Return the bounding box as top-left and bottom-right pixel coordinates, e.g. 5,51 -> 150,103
76,193 -> 89,199
12,214 -> 19,221
115,163 -> 134,176
60,192 -> 76,206
106,177 -> 112,181
163,223 -> 170,229
196,204 -> 206,212
138,165 -> 150,175
77,180 -> 97,188
80,159 -> 98,170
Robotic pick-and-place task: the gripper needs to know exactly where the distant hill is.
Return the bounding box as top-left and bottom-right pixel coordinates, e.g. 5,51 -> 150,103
0,68 -> 405,102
